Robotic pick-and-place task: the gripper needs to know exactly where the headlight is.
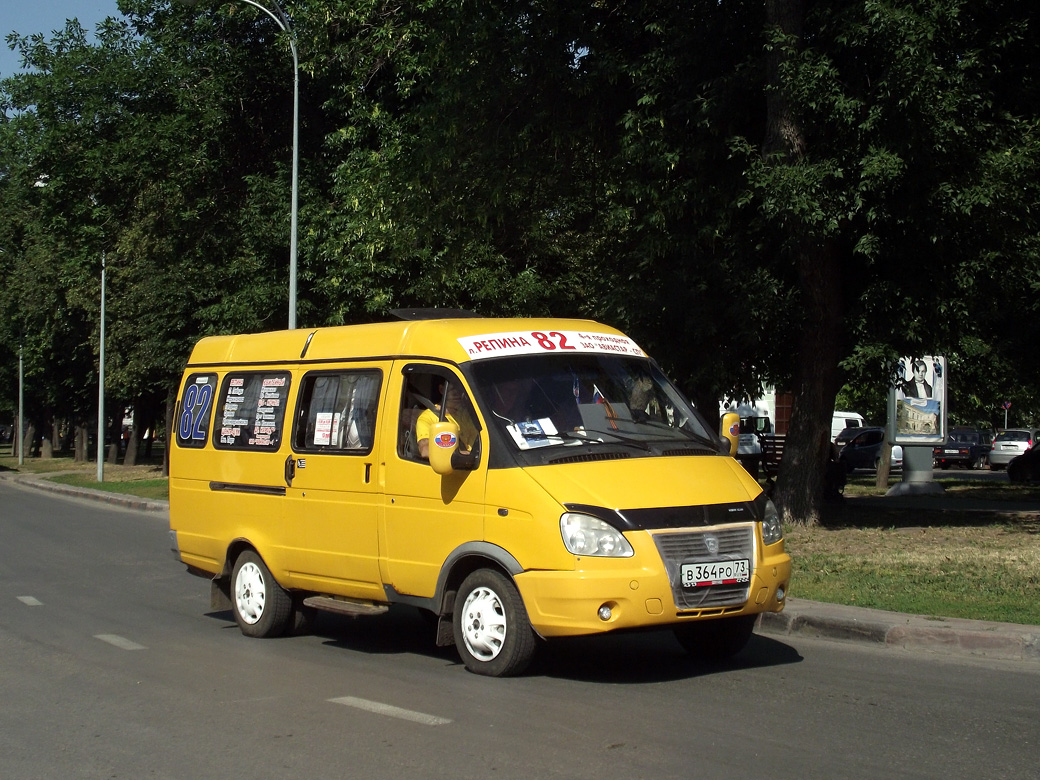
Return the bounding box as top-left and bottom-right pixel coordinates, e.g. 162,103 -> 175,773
560,513 -> 634,557
761,499 -> 783,545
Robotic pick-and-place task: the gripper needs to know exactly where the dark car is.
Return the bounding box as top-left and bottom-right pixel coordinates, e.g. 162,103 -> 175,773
838,427 -> 903,474
932,427 -> 992,470
1007,446 -> 1040,484
833,425 -> 863,454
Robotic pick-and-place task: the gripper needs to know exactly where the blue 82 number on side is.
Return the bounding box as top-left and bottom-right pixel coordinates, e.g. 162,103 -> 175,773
178,381 -> 214,442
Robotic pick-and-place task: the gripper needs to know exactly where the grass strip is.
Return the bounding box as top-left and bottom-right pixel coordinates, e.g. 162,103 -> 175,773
45,473 -> 169,502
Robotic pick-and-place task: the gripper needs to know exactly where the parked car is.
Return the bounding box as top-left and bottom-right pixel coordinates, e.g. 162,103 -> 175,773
831,411 -> 865,442
1007,445 -> 1040,484
932,427 -> 992,470
988,428 -> 1039,470
838,427 -> 903,474
834,424 -> 868,454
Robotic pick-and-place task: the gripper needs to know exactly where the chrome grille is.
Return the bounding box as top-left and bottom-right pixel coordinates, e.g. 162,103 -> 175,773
652,524 -> 756,610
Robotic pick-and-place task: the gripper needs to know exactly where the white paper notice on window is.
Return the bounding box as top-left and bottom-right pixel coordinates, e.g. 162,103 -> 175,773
314,412 -> 337,446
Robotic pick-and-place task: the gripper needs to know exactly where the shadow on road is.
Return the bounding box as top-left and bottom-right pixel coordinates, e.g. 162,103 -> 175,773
206,604 -> 804,683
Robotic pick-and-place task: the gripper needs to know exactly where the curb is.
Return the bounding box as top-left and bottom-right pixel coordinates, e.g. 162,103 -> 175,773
0,471 -> 169,513
759,598 -> 1040,663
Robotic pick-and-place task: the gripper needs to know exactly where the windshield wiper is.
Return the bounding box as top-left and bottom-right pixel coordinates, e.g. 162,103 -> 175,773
561,428 -> 652,452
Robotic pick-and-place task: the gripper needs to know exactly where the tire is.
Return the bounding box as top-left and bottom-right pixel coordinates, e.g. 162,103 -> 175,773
453,569 -> 536,677
231,550 -> 292,638
1007,460 -> 1023,484
288,596 -> 318,636
673,614 -> 757,662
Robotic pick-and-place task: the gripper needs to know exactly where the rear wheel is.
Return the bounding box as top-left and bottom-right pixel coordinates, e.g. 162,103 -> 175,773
453,569 -> 536,677
231,550 -> 292,638
674,615 -> 757,662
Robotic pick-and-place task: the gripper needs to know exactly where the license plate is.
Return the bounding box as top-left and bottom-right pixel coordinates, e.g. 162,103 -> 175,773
944,449 -> 959,454
681,559 -> 750,588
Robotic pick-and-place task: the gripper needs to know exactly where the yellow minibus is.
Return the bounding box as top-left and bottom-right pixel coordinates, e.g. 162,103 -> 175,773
169,314 -> 790,676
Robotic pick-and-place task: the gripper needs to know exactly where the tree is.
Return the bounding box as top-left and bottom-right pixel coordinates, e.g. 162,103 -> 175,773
746,1 -> 1040,522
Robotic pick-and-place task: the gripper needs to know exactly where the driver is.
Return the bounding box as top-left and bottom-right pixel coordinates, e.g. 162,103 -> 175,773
416,384 -> 476,459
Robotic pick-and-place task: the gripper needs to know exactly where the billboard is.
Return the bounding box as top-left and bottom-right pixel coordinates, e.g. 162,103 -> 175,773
890,356 -> 947,445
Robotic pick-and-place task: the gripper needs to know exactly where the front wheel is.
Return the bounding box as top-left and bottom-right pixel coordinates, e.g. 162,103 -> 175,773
231,550 -> 292,638
674,614 -> 757,662
453,569 -> 536,677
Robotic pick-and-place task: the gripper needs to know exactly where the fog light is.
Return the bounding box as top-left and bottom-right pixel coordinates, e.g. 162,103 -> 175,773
597,604 -> 613,621
776,586 -> 786,602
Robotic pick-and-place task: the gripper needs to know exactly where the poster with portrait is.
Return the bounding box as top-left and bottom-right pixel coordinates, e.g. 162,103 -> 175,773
890,355 -> 947,444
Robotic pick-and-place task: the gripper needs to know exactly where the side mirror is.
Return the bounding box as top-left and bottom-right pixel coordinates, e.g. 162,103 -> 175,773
720,412 -> 740,457
427,420 -> 460,475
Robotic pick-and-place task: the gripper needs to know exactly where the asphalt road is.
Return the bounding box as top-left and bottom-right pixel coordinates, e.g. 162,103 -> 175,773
2,480 -> 1038,779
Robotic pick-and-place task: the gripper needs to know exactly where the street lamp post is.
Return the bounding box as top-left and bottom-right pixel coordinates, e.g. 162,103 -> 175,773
230,0 -> 300,329
97,251 -> 106,482
18,343 -> 24,466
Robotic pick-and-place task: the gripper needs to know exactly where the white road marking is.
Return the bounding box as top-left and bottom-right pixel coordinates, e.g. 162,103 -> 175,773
328,696 -> 452,726
17,596 -> 43,606
94,634 -> 147,651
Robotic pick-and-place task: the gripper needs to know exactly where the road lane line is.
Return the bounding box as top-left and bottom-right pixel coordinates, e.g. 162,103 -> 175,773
328,696 -> 452,726
17,596 -> 44,606
94,634 -> 147,651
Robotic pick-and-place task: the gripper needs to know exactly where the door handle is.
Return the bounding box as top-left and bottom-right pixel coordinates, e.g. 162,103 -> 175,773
284,454 -> 296,486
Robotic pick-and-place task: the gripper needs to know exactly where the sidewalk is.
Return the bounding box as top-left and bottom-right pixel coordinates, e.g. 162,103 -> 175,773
4,468 -> 1039,664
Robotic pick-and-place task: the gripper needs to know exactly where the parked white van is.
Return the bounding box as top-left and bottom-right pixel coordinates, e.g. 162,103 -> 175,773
831,411 -> 865,442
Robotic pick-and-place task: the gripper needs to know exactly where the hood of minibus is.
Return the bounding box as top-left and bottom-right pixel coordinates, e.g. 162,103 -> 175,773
521,453 -> 762,511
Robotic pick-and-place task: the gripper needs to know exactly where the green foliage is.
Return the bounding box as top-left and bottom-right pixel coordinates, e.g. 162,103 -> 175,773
2,0 -> 1039,487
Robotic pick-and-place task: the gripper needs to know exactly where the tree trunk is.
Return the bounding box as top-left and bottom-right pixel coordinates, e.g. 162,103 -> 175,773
772,239 -> 845,525
762,0 -> 845,525
25,423 -> 37,458
107,412 -> 120,464
163,386 -> 177,478
75,425 -> 88,462
123,401 -> 140,467
40,419 -> 54,459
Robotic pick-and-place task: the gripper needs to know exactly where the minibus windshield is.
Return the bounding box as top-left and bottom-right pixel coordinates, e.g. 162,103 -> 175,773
468,354 -> 718,452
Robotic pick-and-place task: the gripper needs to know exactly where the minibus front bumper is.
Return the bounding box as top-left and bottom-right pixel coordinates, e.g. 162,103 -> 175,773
514,532 -> 791,638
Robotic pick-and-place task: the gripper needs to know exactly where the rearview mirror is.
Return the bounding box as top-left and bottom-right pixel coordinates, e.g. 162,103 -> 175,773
427,420 -> 460,475
720,412 -> 740,457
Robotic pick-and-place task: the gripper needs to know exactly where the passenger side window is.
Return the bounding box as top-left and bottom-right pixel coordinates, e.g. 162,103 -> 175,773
397,367 -> 480,463
176,373 -> 217,449
293,370 -> 382,454
214,371 -> 292,450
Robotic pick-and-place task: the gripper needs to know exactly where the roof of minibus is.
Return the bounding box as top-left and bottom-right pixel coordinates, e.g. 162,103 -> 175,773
185,317 -> 641,367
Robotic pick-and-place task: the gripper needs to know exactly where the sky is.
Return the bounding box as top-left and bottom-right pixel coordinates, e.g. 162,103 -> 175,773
1,1 -> 123,80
